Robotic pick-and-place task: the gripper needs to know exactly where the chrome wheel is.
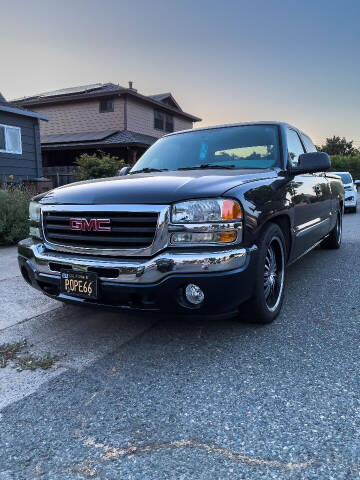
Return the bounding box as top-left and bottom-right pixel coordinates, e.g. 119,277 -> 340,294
336,213 -> 342,244
263,237 -> 285,312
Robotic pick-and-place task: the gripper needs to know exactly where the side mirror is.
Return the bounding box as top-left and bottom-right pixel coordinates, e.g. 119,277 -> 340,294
291,152 -> 331,174
118,166 -> 131,176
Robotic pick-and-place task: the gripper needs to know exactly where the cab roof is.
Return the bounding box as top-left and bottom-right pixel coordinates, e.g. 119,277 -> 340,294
165,121 -> 309,138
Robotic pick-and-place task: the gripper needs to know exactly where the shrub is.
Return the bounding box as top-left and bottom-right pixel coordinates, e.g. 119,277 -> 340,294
329,155 -> 360,180
0,187 -> 31,245
76,151 -> 126,181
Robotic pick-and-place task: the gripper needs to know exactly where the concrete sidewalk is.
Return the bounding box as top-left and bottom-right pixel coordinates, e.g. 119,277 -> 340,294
0,245 -> 155,410
0,246 -> 59,330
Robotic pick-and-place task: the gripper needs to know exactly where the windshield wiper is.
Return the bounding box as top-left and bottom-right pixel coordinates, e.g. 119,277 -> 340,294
177,164 -> 236,170
130,168 -> 168,174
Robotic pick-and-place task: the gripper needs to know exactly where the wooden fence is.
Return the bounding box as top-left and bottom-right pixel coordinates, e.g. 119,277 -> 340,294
43,166 -> 80,187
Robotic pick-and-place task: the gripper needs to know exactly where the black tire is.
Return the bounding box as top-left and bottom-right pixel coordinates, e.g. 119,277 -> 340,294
239,223 -> 286,324
352,206 -> 357,213
321,210 -> 342,249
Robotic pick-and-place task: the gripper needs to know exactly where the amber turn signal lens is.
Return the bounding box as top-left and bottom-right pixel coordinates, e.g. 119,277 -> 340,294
221,200 -> 242,220
219,231 -> 237,243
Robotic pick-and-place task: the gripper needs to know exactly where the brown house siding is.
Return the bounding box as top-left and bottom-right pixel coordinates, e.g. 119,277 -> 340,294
126,97 -> 193,138
174,116 -> 193,132
34,97 -> 125,136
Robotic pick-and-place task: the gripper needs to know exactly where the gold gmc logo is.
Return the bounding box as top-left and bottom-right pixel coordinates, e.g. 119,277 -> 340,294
69,218 -> 111,232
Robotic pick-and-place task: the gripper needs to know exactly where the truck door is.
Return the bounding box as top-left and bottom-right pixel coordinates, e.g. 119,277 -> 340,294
287,129 -> 331,258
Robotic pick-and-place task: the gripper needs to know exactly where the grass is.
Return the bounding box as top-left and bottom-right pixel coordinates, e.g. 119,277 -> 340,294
0,340 -> 27,368
0,339 -> 59,371
15,352 -> 59,372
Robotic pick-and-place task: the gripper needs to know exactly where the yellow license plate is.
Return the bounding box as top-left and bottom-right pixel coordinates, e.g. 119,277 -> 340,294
60,270 -> 98,299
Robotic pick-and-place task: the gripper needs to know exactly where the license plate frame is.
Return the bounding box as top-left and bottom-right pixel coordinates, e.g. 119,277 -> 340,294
60,270 -> 98,300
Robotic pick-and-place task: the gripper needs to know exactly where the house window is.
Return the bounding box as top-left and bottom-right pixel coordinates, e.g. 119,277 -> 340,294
99,99 -> 114,113
154,109 -> 174,132
165,114 -> 174,133
0,124 -> 22,154
154,110 -> 164,130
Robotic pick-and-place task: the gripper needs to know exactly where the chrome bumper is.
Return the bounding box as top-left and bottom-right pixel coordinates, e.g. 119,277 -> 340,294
18,240 -> 254,284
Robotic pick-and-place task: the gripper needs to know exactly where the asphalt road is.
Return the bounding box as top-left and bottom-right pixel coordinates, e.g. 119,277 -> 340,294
1,204 -> 359,479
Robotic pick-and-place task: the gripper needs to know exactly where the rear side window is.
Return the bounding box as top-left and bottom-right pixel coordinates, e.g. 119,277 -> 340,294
301,134 -> 317,153
286,129 -> 304,165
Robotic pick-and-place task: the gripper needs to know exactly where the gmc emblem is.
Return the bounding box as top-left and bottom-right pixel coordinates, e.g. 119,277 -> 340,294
69,218 -> 111,232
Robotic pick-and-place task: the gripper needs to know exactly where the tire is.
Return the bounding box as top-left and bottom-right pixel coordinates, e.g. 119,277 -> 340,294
239,223 -> 286,324
321,210 -> 342,249
352,206 -> 357,213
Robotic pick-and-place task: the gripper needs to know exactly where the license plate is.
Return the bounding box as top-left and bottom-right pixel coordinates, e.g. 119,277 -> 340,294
60,270 -> 98,299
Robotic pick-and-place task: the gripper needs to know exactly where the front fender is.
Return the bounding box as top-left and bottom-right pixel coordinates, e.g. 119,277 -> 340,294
225,175 -> 294,247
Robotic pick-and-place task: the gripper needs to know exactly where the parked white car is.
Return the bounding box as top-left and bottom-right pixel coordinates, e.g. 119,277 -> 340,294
333,171 -> 357,213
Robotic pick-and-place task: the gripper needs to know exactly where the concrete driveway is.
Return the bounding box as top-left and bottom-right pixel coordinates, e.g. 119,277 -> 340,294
0,204 -> 359,479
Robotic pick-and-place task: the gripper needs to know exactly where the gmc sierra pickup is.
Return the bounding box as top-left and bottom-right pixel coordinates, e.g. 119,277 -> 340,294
18,122 -> 344,323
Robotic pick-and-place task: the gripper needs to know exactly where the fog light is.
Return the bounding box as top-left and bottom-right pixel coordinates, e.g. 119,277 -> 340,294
185,283 -> 204,305
171,231 -> 237,244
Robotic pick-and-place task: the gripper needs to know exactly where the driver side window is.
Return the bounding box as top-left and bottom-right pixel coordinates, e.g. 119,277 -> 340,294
286,129 -> 304,166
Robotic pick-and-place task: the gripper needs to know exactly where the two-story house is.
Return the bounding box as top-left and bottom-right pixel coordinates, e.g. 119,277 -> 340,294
12,82 -> 201,184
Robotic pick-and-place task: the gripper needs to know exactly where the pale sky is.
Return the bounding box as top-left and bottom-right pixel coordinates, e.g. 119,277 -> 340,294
1,0 -> 360,145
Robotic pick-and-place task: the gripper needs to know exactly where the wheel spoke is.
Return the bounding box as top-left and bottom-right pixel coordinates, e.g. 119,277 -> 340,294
269,248 -> 276,270
263,238 -> 284,312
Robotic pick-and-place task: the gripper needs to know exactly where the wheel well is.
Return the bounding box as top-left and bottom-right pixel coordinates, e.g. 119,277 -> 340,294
266,215 -> 292,261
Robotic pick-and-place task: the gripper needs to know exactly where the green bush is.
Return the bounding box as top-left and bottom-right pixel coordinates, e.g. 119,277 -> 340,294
76,151 -> 126,181
0,188 -> 31,245
329,155 -> 360,180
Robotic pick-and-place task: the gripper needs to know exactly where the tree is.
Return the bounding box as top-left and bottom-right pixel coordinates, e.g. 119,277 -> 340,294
317,136 -> 358,156
76,151 -> 126,180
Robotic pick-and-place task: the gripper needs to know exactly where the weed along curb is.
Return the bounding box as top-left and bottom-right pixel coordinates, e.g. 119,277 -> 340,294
0,339 -> 59,372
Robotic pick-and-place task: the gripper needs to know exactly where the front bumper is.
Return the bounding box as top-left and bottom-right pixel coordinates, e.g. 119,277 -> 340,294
344,194 -> 357,207
18,239 -> 257,317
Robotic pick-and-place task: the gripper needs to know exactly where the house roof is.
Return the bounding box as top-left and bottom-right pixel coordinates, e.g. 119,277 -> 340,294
0,92 -> 7,105
41,129 -> 119,145
0,91 -> 49,120
12,83 -> 201,122
41,129 -> 158,150
148,93 -> 182,111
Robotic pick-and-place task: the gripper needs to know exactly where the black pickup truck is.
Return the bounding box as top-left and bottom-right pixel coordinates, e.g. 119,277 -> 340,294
18,122 -> 344,323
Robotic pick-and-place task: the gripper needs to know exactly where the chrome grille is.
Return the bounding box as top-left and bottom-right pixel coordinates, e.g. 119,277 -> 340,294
43,210 -> 158,250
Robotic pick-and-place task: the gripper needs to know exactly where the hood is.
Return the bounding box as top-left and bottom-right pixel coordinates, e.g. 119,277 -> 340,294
38,169 -> 277,205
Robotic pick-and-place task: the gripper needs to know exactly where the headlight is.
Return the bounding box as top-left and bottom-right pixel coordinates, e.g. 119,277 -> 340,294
171,199 -> 242,223
170,198 -> 242,245
29,202 -> 41,222
29,202 -> 42,239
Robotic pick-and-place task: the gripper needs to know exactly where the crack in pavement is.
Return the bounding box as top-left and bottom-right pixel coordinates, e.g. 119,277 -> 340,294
79,434 -> 315,470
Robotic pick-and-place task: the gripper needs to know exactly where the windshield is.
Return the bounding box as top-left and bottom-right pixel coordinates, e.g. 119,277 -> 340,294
130,125 -> 280,173
336,173 -> 352,184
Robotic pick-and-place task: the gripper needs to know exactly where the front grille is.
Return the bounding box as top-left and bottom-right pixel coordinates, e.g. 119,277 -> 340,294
43,211 -> 158,250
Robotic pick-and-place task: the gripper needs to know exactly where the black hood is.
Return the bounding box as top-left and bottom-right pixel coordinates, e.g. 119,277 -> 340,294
38,169 -> 277,205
